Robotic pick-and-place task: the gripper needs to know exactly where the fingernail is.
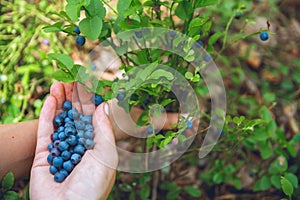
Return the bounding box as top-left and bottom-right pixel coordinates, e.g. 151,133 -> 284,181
104,103 -> 109,116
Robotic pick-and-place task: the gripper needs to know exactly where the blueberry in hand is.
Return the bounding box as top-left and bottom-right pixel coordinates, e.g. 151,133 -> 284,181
74,144 -> 86,155
260,31 -> 269,41
49,165 -> 58,175
53,157 -> 64,168
76,36 -> 86,46
58,141 -> 69,151
92,94 -> 103,106
63,160 -> 74,172
62,100 -> 72,111
47,154 -> 54,165
71,153 -> 82,164
54,171 -> 66,183
84,139 -> 95,149
74,26 -> 80,34
61,150 -> 71,160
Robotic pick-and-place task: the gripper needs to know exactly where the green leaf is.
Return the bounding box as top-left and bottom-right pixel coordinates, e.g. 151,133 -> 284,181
148,69 -> 174,81
184,186 -> 202,197
85,0 -> 106,18
53,70 -> 75,82
260,175 -> 271,191
175,1 -> 193,21
117,0 -> 132,16
48,53 -> 74,71
195,0 -> 218,8
136,62 -> 158,81
284,173 -> 298,189
281,176 -> 294,197
208,32 -> 223,48
270,175 -> 281,189
65,2 -> 82,21
43,22 -> 63,33
79,16 -> 103,40
3,191 -> 19,200
259,106 -> 273,123
259,141 -> 273,160
212,173 -> 223,184
2,172 -> 14,190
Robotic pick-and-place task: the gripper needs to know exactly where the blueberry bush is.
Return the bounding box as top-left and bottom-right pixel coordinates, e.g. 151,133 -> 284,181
1,0 -> 300,199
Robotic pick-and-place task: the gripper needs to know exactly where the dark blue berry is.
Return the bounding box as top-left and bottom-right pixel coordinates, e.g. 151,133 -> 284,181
186,120 -> 193,129
76,36 -> 86,46
63,160 -> 74,172
53,116 -> 63,127
135,31 -> 143,38
58,111 -> 67,120
84,124 -> 94,131
146,126 -> 153,134
170,30 -> 176,37
54,172 -> 66,183
64,117 -> 73,124
53,140 -> 60,147
84,131 -> 94,140
48,143 -> 54,152
58,141 -> 69,151
60,169 -> 69,178
74,26 -> 80,34
57,126 -> 65,133
235,11 -> 242,19
75,121 -> 85,130
116,93 -> 125,101
49,165 -> 58,175
65,126 -> 76,135
74,144 -> 86,155
84,139 -> 95,150
92,94 -> 103,106
52,131 -> 59,141
53,157 -> 64,168
77,130 -> 84,138
203,54 -> 211,62
62,100 -> 72,111
51,147 -> 60,157
47,154 -> 53,165
260,31 -> 269,41
61,150 -> 71,160
67,135 -> 77,146
78,138 -> 86,146
91,64 -> 97,71
58,132 -> 67,140
81,115 -> 92,124
71,153 -> 82,164
196,40 -> 203,47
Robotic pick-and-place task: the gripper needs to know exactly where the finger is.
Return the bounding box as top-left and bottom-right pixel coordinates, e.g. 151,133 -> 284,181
33,95 -> 57,165
63,82 -> 75,101
50,82 -> 66,111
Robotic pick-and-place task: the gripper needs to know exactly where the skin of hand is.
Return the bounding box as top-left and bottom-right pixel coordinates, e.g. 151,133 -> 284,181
30,82 -> 118,200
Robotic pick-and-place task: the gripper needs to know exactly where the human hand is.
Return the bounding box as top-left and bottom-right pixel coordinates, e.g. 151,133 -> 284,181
30,82 -> 118,200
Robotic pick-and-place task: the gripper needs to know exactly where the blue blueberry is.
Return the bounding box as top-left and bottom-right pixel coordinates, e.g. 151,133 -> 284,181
48,143 -> 54,152
76,36 -> 86,46
84,139 -> 95,150
74,144 -> 86,155
170,30 -> 176,37
53,140 -> 60,147
81,115 -> 92,124
68,108 -> 79,120
186,120 -> 193,129
84,124 -> 94,131
67,135 -> 77,146
75,120 -> 85,130
235,11 -> 242,19
58,141 -> 69,151
91,64 -> 97,71
53,157 -> 64,168
84,131 -> 94,139
78,138 -> 86,146
146,126 -> 153,134
49,165 -> 58,175
74,26 -> 80,34
116,93 -> 125,101
62,100 -> 72,111
47,154 -> 53,165
57,126 -> 65,133
260,31 -> 269,41
63,160 -> 74,172
135,31 -> 143,38
203,54 -> 211,62
77,130 -> 84,138
51,147 -> 60,157
61,150 -> 71,160
52,131 -> 59,141
58,132 -> 67,140
54,171 -> 66,183
92,94 -> 103,106
71,153 -> 82,164
58,111 -> 67,120
53,116 -> 63,127
65,126 -> 76,135
60,169 -> 69,178
196,40 -> 203,47
64,117 -> 74,124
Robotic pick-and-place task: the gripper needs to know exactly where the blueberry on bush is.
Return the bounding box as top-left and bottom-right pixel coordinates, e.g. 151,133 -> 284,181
47,100 -> 96,183
135,31 -> 143,38
92,94 -> 103,106
74,26 -> 80,34
76,36 -> 86,46
235,11 -> 242,19
260,31 -> 269,41
116,93 -> 125,101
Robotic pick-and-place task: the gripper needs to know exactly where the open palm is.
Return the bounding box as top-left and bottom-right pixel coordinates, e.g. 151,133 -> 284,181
30,82 -> 118,200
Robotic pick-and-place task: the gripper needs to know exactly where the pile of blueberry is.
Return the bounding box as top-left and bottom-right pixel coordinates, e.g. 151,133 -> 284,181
47,95 -> 103,183
74,26 -> 86,46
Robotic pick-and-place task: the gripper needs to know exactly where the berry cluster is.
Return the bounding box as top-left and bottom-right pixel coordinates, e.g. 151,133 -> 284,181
74,26 -> 86,46
47,99 -> 99,183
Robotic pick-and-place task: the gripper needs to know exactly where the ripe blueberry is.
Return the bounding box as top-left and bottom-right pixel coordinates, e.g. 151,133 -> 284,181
81,115 -> 92,124
76,36 -> 86,46
203,54 -> 211,62
74,144 -> 86,155
235,11 -> 242,19
48,143 -> 54,152
92,94 -> 103,106
52,131 -> 59,141
62,100 -> 72,111
65,126 -> 76,135
186,120 -> 193,129
60,169 -> 69,178
57,126 -> 65,133
84,139 -> 95,150
260,31 -> 269,41
49,165 -> 58,175
74,26 -> 80,34
58,141 -> 69,151
54,172 -> 66,183
67,135 -> 77,146
61,150 -> 71,160
47,154 -> 54,165
53,116 -> 63,127
84,124 -> 94,131
84,131 -> 94,140
58,132 -> 67,140
170,30 -> 176,37
75,120 -> 85,130
135,31 -> 143,38
146,126 -> 153,134
51,147 -> 60,157
58,111 -> 67,119
71,153 -> 82,164
116,93 -> 125,101
63,160 -> 74,172
53,157 -> 64,168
